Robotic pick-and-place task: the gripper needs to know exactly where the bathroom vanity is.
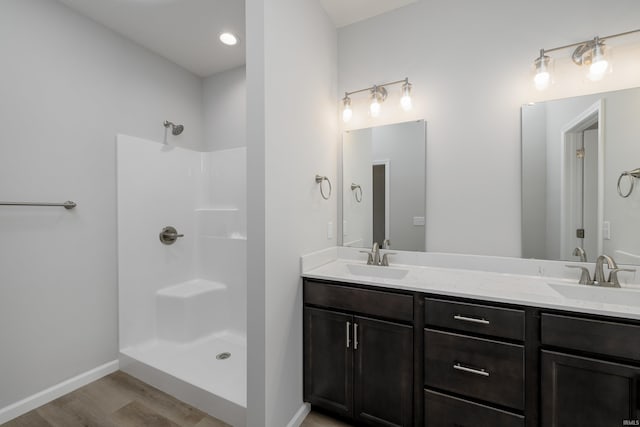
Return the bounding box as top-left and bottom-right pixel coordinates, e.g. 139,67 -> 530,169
301,253 -> 640,427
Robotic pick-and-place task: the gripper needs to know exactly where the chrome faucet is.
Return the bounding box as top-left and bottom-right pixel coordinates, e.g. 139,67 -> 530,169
594,254 -> 617,284
371,242 -> 381,265
360,242 -> 396,266
567,254 -> 636,288
572,247 -> 587,262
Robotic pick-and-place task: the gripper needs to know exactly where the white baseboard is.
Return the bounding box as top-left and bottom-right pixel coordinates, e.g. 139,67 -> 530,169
0,360 -> 119,424
286,403 -> 311,427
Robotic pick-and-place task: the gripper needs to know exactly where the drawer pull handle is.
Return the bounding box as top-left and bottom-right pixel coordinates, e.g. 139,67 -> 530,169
453,363 -> 490,377
453,314 -> 490,325
346,321 -> 351,348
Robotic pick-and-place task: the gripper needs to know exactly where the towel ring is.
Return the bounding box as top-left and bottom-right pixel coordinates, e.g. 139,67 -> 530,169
617,168 -> 640,198
351,183 -> 363,203
315,175 -> 332,200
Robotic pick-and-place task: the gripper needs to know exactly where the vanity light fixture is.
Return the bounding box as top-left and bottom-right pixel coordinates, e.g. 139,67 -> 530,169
533,50 -> 552,91
369,85 -> 386,117
400,80 -> 412,111
532,28 -> 639,90
341,78 -> 413,122
342,95 -> 353,122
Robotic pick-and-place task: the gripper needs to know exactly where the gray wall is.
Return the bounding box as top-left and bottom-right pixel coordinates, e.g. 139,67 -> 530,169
338,0 -> 640,257
0,0 -> 203,409
203,66 -> 247,150
521,103 -> 548,259
247,0 -> 337,425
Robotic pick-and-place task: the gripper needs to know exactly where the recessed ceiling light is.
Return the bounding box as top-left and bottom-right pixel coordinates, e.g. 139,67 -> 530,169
219,32 -> 238,46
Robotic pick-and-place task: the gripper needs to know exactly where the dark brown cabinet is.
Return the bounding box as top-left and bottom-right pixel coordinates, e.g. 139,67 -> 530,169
540,313 -> 640,427
303,278 -> 640,427
541,350 -> 640,426
423,298 -> 527,425
303,307 -> 353,417
354,316 -> 413,426
303,281 -> 414,426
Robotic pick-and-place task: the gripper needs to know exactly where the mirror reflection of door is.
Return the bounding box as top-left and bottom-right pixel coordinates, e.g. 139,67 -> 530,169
576,126 -> 599,262
372,163 -> 386,247
562,106 -> 601,263
341,120 -> 426,252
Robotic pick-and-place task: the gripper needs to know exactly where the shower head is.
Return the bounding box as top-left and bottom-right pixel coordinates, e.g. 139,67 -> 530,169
164,120 -> 184,135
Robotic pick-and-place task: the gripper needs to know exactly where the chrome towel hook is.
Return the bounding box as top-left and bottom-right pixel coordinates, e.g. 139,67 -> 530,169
315,175 -> 332,200
351,183 -> 362,203
617,168 -> 640,198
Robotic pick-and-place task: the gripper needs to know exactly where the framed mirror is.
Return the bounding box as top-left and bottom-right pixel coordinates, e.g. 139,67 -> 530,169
340,120 -> 426,251
522,86 -> 640,264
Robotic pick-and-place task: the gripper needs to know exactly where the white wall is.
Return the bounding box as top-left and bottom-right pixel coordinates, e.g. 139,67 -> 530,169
0,0 -> 203,410
338,0 -> 640,257
203,66 -> 247,151
247,0 -> 337,425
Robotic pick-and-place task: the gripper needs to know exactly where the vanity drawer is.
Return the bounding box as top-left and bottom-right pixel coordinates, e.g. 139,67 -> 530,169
424,329 -> 524,410
541,313 -> 640,361
424,389 -> 524,427
304,281 -> 413,322
425,298 -> 525,341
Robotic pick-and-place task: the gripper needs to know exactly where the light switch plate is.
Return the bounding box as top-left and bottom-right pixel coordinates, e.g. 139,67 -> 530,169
327,221 -> 333,239
413,216 -> 425,226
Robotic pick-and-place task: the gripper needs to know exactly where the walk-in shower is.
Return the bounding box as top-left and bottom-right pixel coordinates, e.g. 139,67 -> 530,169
116,134 -> 246,426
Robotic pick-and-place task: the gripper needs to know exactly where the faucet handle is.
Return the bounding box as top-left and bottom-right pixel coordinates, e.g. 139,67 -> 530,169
381,252 -> 397,266
565,265 -> 593,285
607,268 -> 636,288
359,250 -> 374,265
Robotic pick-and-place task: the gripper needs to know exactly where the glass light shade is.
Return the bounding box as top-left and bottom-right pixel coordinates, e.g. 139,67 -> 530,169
370,100 -> 381,117
534,71 -> 551,91
400,95 -> 412,111
586,41 -> 610,81
400,82 -> 412,111
342,104 -> 352,122
219,32 -> 238,46
533,53 -> 552,91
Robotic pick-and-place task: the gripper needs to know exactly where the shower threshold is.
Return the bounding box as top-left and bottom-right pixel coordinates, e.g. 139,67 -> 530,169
119,331 -> 246,427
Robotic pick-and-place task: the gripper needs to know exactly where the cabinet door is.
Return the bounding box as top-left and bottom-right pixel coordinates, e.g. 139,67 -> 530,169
354,316 -> 413,426
304,307 -> 353,417
541,350 -> 640,426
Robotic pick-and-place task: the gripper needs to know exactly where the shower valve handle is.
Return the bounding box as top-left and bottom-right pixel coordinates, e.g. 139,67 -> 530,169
159,226 -> 184,245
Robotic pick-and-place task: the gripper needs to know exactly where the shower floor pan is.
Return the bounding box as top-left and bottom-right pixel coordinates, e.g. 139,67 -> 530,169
120,331 -> 246,427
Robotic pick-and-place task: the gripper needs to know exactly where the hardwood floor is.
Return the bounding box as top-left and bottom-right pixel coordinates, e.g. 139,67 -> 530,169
2,371 -> 350,427
2,371 -> 229,427
300,411 -> 354,427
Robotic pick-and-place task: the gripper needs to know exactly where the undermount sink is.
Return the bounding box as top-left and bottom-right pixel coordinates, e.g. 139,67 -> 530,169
548,282 -> 640,307
347,263 -> 409,280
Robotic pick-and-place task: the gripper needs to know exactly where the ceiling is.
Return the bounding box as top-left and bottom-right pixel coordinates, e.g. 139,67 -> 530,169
56,0 -> 416,78
319,0 -> 418,28
56,0 -> 245,78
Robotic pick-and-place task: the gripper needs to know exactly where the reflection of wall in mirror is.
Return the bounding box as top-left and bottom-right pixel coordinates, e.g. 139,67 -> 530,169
372,122 -> 426,252
602,88 -> 640,263
343,128 -> 373,247
522,88 -> 640,263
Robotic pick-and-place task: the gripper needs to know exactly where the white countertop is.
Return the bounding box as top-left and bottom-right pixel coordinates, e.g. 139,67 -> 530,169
301,248 -> 640,321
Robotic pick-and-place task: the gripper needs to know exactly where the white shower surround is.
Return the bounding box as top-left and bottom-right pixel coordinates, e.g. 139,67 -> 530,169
116,135 -> 246,426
